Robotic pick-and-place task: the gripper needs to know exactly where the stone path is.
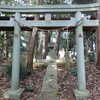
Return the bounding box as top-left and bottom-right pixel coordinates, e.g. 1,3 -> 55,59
37,48 -> 60,100
38,61 -> 59,100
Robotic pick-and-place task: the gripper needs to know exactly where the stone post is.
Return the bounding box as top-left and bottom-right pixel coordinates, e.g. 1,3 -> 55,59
11,12 -> 21,90
74,12 -> 89,100
45,13 -> 51,21
4,13 -> 23,100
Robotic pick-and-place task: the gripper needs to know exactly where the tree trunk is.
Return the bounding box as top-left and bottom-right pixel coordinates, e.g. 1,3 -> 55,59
56,31 -> 61,56
43,32 -> 50,59
96,0 -> 100,69
41,32 -> 45,59
26,27 -> 38,73
5,31 -> 9,60
33,32 -> 39,61
26,0 -> 40,72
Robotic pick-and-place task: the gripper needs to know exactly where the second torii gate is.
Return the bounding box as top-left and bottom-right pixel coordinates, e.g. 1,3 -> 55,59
0,3 -> 100,100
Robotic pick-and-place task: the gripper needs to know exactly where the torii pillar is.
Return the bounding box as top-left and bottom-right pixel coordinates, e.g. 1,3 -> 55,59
74,12 -> 90,100
96,0 -> 100,69
4,12 -> 23,100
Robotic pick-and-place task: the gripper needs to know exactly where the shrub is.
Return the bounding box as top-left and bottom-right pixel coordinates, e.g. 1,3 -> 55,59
88,53 -> 95,62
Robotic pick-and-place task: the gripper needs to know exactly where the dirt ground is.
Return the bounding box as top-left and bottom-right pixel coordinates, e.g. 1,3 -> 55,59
58,63 -> 100,100
0,62 -> 100,100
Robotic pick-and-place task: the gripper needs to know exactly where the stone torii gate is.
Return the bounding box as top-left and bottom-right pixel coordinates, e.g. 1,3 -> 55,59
0,3 -> 100,100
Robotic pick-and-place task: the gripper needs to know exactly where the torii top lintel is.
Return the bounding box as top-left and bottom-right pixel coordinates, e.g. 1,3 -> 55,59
0,3 -> 100,13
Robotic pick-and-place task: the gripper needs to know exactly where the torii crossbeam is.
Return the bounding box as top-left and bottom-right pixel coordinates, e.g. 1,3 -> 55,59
0,3 -> 100,13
